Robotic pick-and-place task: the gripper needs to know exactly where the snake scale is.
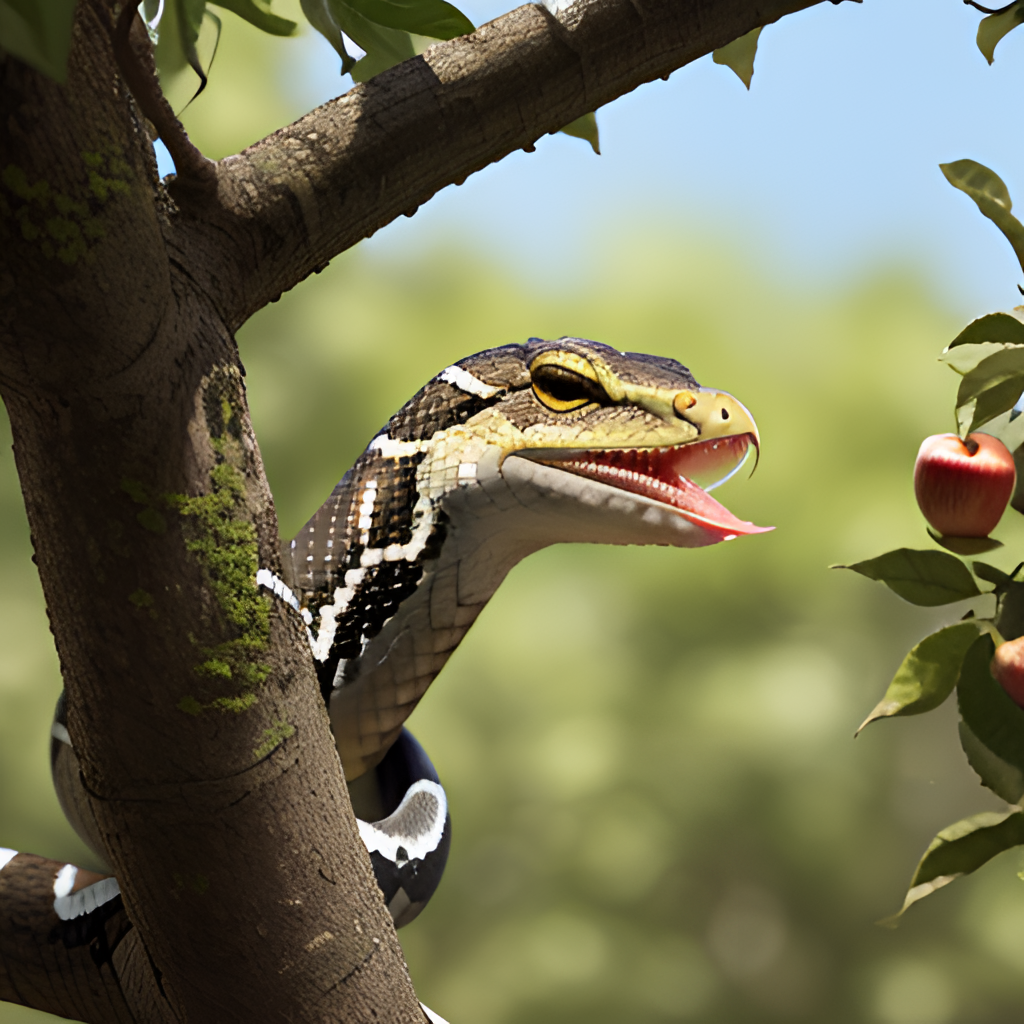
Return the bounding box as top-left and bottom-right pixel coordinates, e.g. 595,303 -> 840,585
44,336 -> 767,941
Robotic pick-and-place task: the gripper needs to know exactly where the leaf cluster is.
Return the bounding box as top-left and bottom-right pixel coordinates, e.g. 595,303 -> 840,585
835,139 -> 1024,921
879,631 -> 1024,924
1,0 -> 471,85
838,548 -> 1024,920
298,0 -> 472,82
139,0 -> 472,97
939,289 -> 1024,439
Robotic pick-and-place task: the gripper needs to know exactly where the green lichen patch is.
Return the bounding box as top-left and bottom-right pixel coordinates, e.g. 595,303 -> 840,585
0,147 -> 132,265
170,460 -> 271,693
177,690 -> 259,717
170,366 -> 271,716
253,719 -> 295,760
210,693 -> 259,714
202,378 -> 243,444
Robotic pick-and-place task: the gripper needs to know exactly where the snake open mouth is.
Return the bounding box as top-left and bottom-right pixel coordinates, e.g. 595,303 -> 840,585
534,433 -> 773,542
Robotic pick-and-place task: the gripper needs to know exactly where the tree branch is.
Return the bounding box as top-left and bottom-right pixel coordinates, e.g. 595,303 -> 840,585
180,0 -> 828,329
0,851 -> 168,1023
112,0 -> 217,191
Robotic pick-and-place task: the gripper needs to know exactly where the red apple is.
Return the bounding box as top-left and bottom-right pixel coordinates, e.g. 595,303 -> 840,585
991,637 -> 1024,708
914,432 -> 1016,538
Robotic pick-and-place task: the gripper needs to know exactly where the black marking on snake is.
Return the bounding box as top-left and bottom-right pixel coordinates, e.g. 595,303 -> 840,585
315,559 -> 427,698
388,380 -> 495,442
286,453 -> 426,592
50,892 -> 127,953
344,452 -> 426,559
360,730 -> 451,928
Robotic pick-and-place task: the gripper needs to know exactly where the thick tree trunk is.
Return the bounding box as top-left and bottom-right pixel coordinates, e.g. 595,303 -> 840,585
0,3 -> 420,1020
0,0 -> 830,1019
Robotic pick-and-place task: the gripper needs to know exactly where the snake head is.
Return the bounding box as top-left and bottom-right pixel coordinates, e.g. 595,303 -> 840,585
441,338 -> 772,548
280,336 -> 773,795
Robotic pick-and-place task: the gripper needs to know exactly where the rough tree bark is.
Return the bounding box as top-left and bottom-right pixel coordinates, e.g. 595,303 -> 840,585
0,0 -> 828,1020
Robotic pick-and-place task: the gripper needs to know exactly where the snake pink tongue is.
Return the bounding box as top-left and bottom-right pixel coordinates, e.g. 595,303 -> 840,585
557,435 -> 773,541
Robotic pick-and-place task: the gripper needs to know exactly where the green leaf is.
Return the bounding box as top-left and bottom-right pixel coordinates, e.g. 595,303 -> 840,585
344,0 -> 471,39
0,0 -> 76,81
956,345 -> 1024,435
977,408 -> 1024,455
349,26 -> 416,81
977,2 -> 1024,65
179,0 -> 209,78
856,621 -> 982,734
153,0 -> 211,85
941,341 -> 1022,376
941,159 -> 1024,279
958,633 -> 1024,782
948,312 -> 1024,350
712,26 -> 761,90
559,112 -> 600,155
832,548 -> 981,606
929,529 -> 1003,556
958,376 -> 1024,436
882,809 -> 1024,924
959,719 -> 1024,803
973,560 -> 1011,587
302,0 -> 411,77
210,0 -> 297,35
301,0 -> 471,79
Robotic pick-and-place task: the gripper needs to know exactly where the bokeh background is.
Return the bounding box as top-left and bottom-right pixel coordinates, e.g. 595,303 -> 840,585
8,0 -> 1024,1021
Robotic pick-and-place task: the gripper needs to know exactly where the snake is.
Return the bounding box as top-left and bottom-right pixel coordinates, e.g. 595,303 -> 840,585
45,336 -> 767,937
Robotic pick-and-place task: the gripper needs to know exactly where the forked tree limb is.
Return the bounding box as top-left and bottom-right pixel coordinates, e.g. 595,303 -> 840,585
175,0 -> 830,331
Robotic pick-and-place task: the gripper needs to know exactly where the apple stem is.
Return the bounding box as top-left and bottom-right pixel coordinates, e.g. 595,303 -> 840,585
963,436 -> 980,456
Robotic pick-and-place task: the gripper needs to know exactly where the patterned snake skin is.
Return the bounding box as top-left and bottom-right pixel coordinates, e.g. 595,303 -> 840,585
51,336 -> 767,931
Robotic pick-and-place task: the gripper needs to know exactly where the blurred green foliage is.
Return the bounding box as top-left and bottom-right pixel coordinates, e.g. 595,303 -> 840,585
9,8 -> 1024,1024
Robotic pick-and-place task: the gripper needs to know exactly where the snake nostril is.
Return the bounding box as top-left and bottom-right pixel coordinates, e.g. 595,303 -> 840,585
721,408 -> 729,420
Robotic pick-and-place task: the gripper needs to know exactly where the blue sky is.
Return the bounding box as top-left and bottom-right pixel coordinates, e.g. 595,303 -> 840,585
160,0 -> 1024,317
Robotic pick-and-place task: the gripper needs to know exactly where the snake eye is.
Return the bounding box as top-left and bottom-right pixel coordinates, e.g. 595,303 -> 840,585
530,364 -> 609,413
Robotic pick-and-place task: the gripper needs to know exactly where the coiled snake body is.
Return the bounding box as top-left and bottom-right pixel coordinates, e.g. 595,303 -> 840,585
50,337 -> 766,931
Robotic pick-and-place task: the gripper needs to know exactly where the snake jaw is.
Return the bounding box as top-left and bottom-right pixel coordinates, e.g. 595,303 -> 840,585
524,433 -> 771,542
